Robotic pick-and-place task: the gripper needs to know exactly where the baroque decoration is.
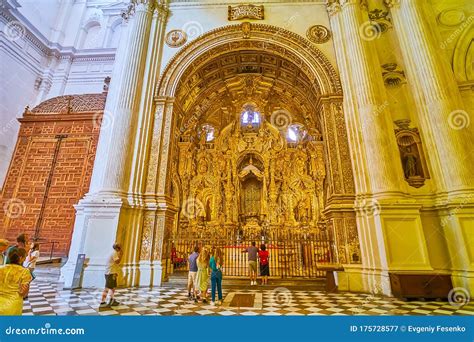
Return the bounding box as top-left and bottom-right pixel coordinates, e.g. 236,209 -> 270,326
306,25 -> 332,44
368,8 -> 392,33
381,63 -> 406,86
228,4 -> 264,21
140,23 -> 360,272
165,29 -> 187,48
177,103 -> 326,239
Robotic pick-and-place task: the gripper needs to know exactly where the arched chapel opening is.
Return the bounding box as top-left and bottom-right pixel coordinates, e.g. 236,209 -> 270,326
143,23 -> 360,280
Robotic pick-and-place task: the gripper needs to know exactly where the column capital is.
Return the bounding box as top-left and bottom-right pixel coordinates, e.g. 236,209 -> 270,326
383,0 -> 400,9
326,0 -> 341,16
154,1 -> 170,21
339,0 -> 368,10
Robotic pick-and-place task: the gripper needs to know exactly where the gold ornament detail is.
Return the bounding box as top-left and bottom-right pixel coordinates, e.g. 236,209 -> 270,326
228,4 -> 264,21
306,25 -> 331,44
165,29 -> 187,48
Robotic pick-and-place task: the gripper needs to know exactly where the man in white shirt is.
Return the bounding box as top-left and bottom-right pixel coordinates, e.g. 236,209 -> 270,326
100,243 -> 122,308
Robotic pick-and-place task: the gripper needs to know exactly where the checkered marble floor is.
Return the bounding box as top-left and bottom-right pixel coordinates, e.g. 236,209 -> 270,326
23,279 -> 474,316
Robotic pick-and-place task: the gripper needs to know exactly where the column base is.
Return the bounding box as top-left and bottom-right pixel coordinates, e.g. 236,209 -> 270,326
336,264 -> 392,295
138,260 -> 163,287
60,196 -> 123,288
451,270 -> 474,295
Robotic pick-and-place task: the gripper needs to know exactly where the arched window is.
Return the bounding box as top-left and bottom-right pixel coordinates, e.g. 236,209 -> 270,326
107,20 -> 123,48
287,124 -> 307,143
81,22 -> 102,49
241,110 -> 260,124
199,124 -> 215,142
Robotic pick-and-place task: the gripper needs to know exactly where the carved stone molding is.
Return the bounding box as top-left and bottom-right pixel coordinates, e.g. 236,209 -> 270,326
368,8 -> 392,33
307,25 -> 332,44
381,63 -> 406,86
165,29 -> 187,47
157,23 -> 342,98
228,4 -> 264,21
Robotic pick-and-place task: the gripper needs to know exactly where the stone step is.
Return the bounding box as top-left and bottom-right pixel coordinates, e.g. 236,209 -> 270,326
37,256 -> 63,265
165,271 -> 326,290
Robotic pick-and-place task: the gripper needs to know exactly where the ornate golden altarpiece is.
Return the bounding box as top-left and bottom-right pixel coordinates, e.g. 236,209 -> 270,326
176,107 -> 326,240
138,23 -> 361,279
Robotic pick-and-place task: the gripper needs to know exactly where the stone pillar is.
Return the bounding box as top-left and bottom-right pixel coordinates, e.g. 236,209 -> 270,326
326,0 -> 432,295
61,0 -> 169,288
50,0 -> 74,45
386,0 -> 474,292
139,97 -> 177,285
88,1 -> 155,195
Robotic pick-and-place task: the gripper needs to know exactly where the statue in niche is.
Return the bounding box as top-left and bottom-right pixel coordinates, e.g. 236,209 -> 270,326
394,119 -> 430,188
402,146 -> 420,178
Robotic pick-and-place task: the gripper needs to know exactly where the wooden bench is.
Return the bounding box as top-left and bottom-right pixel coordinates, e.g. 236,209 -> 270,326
316,263 -> 344,292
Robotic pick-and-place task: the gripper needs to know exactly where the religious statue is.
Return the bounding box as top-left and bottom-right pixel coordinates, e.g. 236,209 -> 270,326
402,146 -> 419,178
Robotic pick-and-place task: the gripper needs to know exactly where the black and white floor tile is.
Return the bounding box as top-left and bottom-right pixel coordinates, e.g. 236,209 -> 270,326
23,279 -> 474,316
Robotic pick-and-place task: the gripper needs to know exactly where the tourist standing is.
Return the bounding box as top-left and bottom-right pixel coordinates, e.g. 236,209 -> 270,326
100,243 -> 122,308
242,241 -> 259,285
0,239 -> 9,265
258,244 -> 270,285
24,242 -> 40,277
4,233 -> 27,264
187,246 -> 200,301
209,247 -> 223,306
0,247 -> 32,315
195,247 -> 210,303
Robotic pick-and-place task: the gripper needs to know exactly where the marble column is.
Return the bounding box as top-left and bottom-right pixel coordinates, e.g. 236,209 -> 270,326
326,0 -> 432,295
386,0 -> 474,292
61,0 -> 168,288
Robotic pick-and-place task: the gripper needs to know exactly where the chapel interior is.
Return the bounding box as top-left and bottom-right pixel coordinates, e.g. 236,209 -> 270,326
0,0 -> 473,299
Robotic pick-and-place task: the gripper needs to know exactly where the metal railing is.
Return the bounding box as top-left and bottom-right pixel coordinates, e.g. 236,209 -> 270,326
167,232 -> 334,278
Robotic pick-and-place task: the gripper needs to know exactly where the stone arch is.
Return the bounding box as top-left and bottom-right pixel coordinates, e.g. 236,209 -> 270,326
453,19 -> 474,81
144,22 -> 359,275
156,22 -> 342,98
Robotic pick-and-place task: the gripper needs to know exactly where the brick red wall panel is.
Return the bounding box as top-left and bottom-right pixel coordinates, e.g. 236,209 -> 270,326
0,94 -> 105,256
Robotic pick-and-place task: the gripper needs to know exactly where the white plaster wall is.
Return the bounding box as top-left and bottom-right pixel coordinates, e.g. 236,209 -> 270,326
16,0 -> 61,40
0,51 -> 40,188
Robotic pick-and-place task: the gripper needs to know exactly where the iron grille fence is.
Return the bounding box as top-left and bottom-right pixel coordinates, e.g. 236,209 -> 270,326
166,230 -> 335,278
